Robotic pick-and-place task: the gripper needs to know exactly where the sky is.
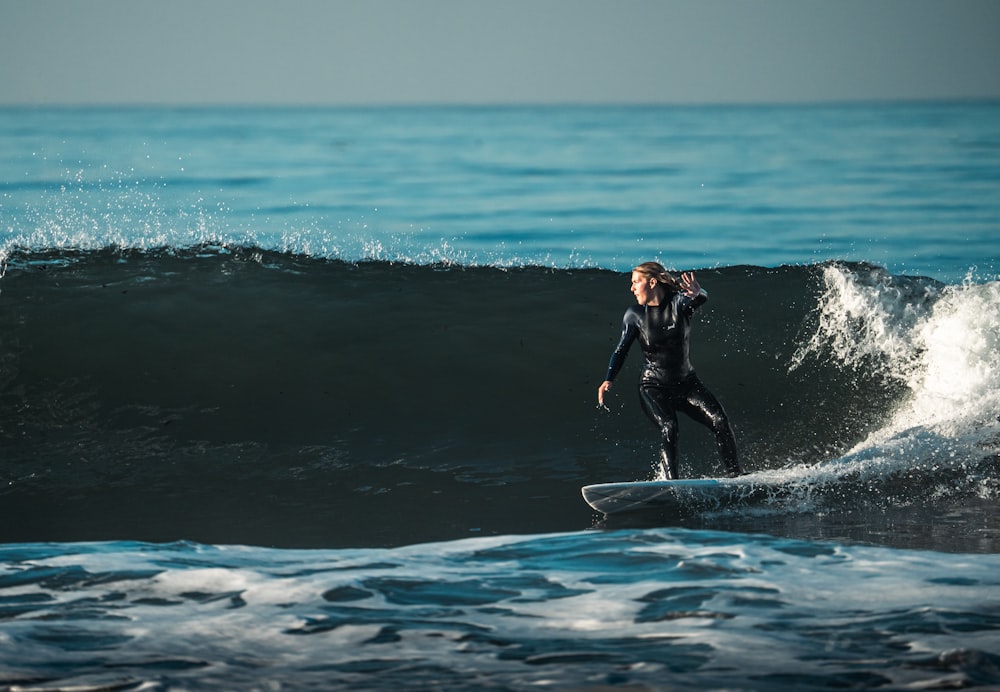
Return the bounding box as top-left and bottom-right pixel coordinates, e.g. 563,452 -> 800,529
2,0 -> 999,106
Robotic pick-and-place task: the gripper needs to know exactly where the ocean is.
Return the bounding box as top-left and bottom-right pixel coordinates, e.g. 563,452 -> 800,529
1,103 -> 999,689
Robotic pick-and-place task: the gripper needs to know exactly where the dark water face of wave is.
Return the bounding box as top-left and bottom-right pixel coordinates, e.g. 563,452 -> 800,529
1,248 -> 995,550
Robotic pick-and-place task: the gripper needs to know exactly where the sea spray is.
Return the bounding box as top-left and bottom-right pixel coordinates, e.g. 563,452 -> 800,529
784,263 -> 1000,505
789,262 -> 942,378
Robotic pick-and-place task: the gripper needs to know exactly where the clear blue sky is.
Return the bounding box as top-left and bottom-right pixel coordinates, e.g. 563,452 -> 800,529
3,0 -> 998,105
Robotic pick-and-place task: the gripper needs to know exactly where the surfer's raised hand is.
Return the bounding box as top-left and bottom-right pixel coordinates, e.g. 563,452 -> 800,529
679,271 -> 701,298
597,380 -> 613,409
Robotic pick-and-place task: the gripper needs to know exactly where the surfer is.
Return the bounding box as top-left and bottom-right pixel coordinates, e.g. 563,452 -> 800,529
598,261 -> 744,479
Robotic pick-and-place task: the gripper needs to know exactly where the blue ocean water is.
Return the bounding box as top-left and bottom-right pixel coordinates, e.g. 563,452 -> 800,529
2,103 -> 1000,689
2,531 -> 1000,690
2,103 -> 998,280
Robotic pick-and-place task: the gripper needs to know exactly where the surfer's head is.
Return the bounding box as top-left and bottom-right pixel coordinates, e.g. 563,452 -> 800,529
631,262 -> 678,305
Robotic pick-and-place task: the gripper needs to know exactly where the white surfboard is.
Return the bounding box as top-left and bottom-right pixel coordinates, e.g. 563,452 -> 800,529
581,477 -> 773,515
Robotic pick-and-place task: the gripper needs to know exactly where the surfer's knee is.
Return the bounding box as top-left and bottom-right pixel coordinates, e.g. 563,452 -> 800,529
705,408 -> 734,436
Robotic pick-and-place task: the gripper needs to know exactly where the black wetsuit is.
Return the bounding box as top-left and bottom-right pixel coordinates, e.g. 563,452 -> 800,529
604,289 -> 742,479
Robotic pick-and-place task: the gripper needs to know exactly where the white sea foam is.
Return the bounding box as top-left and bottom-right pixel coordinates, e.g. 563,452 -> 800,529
2,531 -> 998,689
792,264 -> 1000,485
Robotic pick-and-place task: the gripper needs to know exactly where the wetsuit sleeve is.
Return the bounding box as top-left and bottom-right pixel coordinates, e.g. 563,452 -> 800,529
604,310 -> 639,382
679,288 -> 708,315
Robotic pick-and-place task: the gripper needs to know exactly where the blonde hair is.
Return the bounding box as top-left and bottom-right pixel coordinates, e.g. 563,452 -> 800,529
633,261 -> 680,290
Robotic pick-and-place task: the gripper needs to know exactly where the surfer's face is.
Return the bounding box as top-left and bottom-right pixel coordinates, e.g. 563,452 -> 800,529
630,271 -> 656,305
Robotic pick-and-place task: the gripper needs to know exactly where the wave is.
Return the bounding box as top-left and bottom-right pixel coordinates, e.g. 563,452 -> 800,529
4,529 -> 1000,690
1,247 -> 998,549
7,529 -> 1000,691
786,264 -> 1000,487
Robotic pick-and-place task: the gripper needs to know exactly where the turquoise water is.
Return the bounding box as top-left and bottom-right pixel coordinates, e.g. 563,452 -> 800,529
3,103 -> 998,281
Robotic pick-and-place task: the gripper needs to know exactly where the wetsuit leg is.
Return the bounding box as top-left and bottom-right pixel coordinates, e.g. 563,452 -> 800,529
675,377 -> 743,477
638,384 -> 680,479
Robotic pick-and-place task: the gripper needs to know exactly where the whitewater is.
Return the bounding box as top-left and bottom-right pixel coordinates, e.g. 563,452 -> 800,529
1,103 -> 999,689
